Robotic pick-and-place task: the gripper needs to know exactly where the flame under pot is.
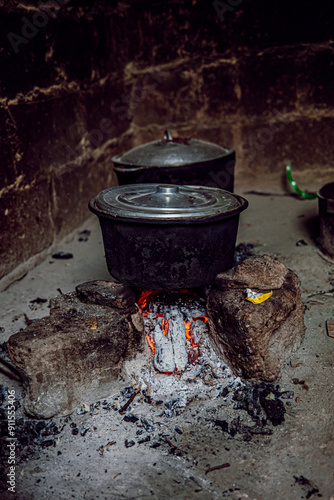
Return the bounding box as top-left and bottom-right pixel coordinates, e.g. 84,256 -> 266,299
89,184 -> 248,290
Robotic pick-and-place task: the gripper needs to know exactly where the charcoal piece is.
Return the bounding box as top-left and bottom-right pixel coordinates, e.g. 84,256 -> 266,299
78,230 -> 91,242
228,418 -> 239,437
150,442 -> 161,448
219,387 -> 229,397
141,418 -> 155,432
125,439 -> 135,448
121,387 -> 134,398
72,428 -> 79,435
229,382 -> 288,430
294,475 -> 313,486
76,281 -> 136,309
163,409 -> 173,418
138,435 -> 151,444
0,342 -> 9,360
123,414 -> 139,423
41,439 -> 56,448
296,239 -> 307,246
261,397 -> 285,425
52,252 -> 73,260
0,327 -> 5,333
76,404 -> 90,415
165,398 -> 181,410
80,426 -> 90,436
175,427 -> 183,434
215,419 -> 229,432
293,475 -> 320,499
30,297 -> 47,304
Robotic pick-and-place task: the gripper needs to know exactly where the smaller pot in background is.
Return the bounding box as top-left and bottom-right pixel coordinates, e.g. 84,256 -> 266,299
318,182 -> 334,258
112,130 -> 235,192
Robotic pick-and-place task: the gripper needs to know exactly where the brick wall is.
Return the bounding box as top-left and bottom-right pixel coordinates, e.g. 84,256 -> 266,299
1,0 -> 333,282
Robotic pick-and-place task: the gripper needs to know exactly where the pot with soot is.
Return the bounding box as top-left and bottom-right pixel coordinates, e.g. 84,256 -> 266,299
89,184 -> 248,290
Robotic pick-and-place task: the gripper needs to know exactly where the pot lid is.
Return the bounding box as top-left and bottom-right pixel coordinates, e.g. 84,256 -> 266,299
112,130 -> 233,168
89,184 -> 248,223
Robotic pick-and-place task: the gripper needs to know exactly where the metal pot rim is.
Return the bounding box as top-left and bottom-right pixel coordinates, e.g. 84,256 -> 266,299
89,184 -> 248,224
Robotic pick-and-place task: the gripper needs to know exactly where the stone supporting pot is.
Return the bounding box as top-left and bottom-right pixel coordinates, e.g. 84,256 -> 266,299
207,255 -> 306,382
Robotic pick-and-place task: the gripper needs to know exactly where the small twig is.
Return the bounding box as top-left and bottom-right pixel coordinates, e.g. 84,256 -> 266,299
104,441 -> 116,450
290,361 -> 303,369
119,383 -> 142,414
164,438 -> 188,454
57,288 -> 63,295
205,463 -> 230,475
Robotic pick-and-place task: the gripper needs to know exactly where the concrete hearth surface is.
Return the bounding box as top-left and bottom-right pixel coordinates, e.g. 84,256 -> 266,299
0,191 -> 333,500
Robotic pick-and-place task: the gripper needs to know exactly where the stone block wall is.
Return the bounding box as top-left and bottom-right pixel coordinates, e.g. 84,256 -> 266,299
0,0 -> 333,283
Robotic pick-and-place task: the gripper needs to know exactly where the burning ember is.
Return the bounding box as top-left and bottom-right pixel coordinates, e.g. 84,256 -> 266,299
137,289 -> 208,374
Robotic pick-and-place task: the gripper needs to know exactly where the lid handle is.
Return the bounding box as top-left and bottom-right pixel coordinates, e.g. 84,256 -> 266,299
163,129 -> 173,141
156,185 -> 179,195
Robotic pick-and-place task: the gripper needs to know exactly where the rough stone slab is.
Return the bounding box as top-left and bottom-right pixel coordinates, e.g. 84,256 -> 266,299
207,256 -> 306,382
233,254 -> 288,289
215,255 -> 288,291
7,291 -> 144,418
76,280 -> 136,309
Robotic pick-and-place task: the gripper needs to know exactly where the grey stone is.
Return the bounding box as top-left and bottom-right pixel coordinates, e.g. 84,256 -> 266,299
232,254 -> 288,289
75,280 -> 136,309
207,257 -> 306,382
215,254 -> 289,291
7,291 -> 144,418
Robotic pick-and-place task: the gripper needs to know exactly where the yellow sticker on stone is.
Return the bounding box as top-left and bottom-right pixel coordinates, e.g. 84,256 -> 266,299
246,288 -> 273,304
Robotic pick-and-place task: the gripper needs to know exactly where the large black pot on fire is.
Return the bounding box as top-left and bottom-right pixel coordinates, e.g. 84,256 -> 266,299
112,130 -> 235,191
89,184 -> 248,290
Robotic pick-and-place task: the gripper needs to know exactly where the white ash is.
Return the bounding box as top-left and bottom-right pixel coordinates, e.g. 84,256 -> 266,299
122,293 -> 242,406
142,293 -> 209,374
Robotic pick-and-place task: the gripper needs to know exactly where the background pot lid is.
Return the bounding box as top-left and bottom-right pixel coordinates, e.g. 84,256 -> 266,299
112,130 -> 233,168
89,184 -> 248,223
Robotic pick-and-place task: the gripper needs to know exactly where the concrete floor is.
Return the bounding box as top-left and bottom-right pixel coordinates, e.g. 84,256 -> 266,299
0,189 -> 333,500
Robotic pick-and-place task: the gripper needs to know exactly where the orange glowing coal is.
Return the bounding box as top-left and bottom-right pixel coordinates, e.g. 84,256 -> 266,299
145,334 -> 156,353
193,316 -> 208,323
137,289 -> 160,316
137,289 -> 208,369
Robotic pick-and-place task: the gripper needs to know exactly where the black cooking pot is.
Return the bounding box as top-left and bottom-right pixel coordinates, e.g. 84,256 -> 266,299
112,130 -> 235,192
318,182 -> 334,258
89,184 -> 248,290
